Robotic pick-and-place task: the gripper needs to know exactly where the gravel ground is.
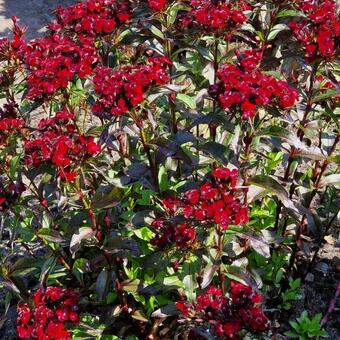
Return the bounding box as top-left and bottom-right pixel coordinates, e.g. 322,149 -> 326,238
0,0 -> 75,40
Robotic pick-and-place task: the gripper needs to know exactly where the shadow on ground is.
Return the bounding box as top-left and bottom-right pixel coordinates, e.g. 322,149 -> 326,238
0,0 -> 75,40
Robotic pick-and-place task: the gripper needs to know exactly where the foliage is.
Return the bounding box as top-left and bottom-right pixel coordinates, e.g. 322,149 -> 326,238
285,311 -> 328,339
0,0 -> 339,339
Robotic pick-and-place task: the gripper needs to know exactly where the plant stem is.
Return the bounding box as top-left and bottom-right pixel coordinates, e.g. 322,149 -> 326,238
242,128 -> 252,204
165,36 -> 177,133
321,282 -> 340,327
209,38 -> 220,141
287,134 -> 339,277
303,213 -> 338,280
140,128 -> 160,192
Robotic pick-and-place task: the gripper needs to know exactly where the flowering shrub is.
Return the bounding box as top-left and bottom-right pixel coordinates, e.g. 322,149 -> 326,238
0,0 -> 339,339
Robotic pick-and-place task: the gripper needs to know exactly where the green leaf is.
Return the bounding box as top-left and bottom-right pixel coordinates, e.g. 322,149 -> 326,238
284,330 -> 299,338
151,304 -> 180,318
167,3 -> 189,26
92,185 -> 124,209
201,263 -> 220,289
239,233 -> 271,258
149,25 -> 165,40
72,258 -> 88,285
11,257 -> 38,276
95,268 -> 111,301
319,174 -> 340,187
181,260 -> 199,301
121,279 -> 143,293
199,141 -> 229,164
176,93 -> 196,109
10,155 -> 21,179
38,228 -> 66,243
248,175 -> 298,215
158,165 -> 170,192
276,9 -> 305,18
267,24 -> 289,41
70,227 -> 96,257
313,89 -> 339,103
40,256 -> 57,286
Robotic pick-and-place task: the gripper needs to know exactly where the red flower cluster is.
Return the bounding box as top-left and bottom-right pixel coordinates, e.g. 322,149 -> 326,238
0,117 -> 24,131
210,51 -> 298,119
20,34 -> 98,100
0,180 -> 25,211
0,117 -> 24,145
24,110 -> 101,182
290,0 -> 339,61
150,220 -> 195,250
53,0 -> 131,36
92,56 -> 172,116
176,282 -> 268,339
179,0 -> 249,38
151,168 -> 247,249
10,16 -> 26,51
148,0 -> 167,12
17,286 -> 80,339
179,167 -> 248,229
0,101 -> 24,146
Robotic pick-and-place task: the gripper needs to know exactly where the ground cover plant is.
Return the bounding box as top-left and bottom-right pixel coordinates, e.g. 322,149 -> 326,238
0,0 -> 339,339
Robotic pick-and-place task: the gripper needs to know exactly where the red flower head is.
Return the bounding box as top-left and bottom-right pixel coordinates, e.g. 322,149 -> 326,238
290,0 -> 339,61
148,0 -> 167,12
92,57 -> 170,117
54,0 -> 131,36
17,287 -> 80,339
180,0 -> 249,38
239,307 -> 268,332
24,110 -> 101,182
214,57 -> 298,119
176,283 -> 267,338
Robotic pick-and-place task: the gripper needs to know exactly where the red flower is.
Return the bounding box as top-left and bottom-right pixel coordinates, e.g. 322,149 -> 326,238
317,30 -> 334,58
212,167 -> 231,180
151,221 -> 195,249
290,0 -> 338,61
176,283 -> 267,338
18,33 -> 98,100
92,57 -> 170,117
180,0 -> 248,37
17,304 -> 31,325
17,325 -> 33,339
200,183 -> 218,200
185,189 -> 200,204
214,58 -> 298,119
175,301 -> 190,317
239,307 -> 268,332
223,319 -> 242,338
148,0 -> 167,12
24,110 -> 100,182
17,287 -> 80,339
45,322 -> 70,339
241,101 -> 256,119
230,281 -> 260,305
54,0 -> 131,36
